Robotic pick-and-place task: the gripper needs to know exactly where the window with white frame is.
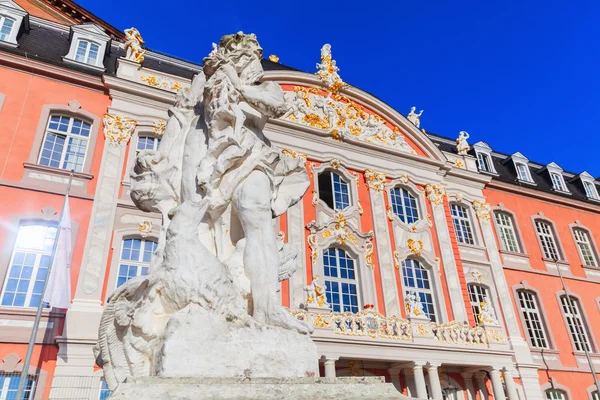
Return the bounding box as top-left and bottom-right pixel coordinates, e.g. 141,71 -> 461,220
390,187 -> 419,224
116,238 -> 157,288
99,378 -> 111,400
592,390 -> 599,400
516,163 -> 531,182
450,203 -> 475,245
136,136 -> 161,154
476,152 -> 492,173
494,212 -> 521,252
545,389 -> 567,400
318,171 -> 351,211
0,374 -> 35,399
401,259 -> 437,322
535,220 -> 561,260
467,283 -> 491,326
74,39 -> 100,65
573,228 -> 598,267
583,181 -> 599,200
39,114 -> 91,173
560,295 -> 592,352
517,290 -> 549,348
1,222 -> 57,308
0,15 -> 15,42
550,172 -> 567,192
323,247 -> 358,313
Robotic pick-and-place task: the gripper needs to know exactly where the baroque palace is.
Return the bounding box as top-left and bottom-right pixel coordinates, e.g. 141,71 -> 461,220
0,1 -> 599,399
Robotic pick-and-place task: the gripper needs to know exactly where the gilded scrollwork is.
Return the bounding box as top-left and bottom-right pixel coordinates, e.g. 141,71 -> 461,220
141,75 -> 184,92
153,119 -> 166,136
364,169 -> 386,192
407,238 -> 424,256
424,184 -> 447,206
472,200 -> 491,223
138,221 -> 152,238
103,114 -> 137,147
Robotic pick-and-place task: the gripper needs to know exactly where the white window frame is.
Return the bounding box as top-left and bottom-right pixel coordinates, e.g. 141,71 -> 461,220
389,186 -> 420,224
467,283 -> 491,326
116,238 -> 156,288
317,170 -> 352,212
74,39 -> 100,66
0,1 -> 28,46
136,135 -> 161,154
62,23 -> 110,71
545,389 -> 567,400
322,247 -> 360,313
0,14 -> 15,42
516,163 -> 531,182
0,374 -> 36,399
572,228 -> 598,267
580,172 -> 600,201
551,172 -> 567,192
38,114 -> 92,173
476,152 -> 492,173
560,295 -> 593,352
472,142 -> 497,174
591,390 -> 599,400
450,203 -> 476,245
510,152 -> 535,184
494,211 -> 521,253
400,258 -> 438,322
517,290 -> 550,349
535,219 -> 561,260
0,222 -> 57,308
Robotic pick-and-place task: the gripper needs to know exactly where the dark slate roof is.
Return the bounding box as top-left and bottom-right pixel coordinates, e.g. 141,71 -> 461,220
427,133 -> 600,205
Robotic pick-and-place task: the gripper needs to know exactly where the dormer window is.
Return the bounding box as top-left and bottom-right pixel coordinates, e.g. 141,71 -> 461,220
550,172 -> 567,192
0,15 -> 15,41
477,152 -> 492,173
507,152 -> 535,184
75,40 -> 100,65
472,141 -> 497,174
516,163 -> 530,181
578,172 -> 599,201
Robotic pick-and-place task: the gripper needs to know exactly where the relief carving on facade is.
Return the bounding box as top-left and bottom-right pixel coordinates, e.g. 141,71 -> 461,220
303,276 -> 330,308
364,169 -> 386,192
103,114 -> 137,147
472,200 -> 491,223
425,184 -> 447,206
153,120 -> 166,136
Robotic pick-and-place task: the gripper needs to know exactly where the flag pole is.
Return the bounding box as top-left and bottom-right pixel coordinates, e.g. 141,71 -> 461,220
16,171 -> 74,400
553,258 -> 600,395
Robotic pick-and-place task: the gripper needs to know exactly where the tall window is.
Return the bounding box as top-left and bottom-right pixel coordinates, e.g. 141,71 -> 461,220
318,171 -> 350,211
99,379 -> 111,400
401,259 -> 436,322
75,39 -> 100,65
535,220 -> 560,260
517,290 -> 549,348
323,247 -> 358,313
39,115 -> 91,172
116,238 -> 156,288
0,15 -> 15,42
516,163 -> 530,182
560,296 -> 592,352
451,204 -> 475,245
390,187 -> 419,224
136,136 -> 161,154
476,153 -> 492,173
545,389 -> 566,400
467,284 -> 490,326
494,212 -> 520,252
550,173 -> 567,192
0,374 -> 35,399
573,228 -> 598,267
1,222 -> 57,308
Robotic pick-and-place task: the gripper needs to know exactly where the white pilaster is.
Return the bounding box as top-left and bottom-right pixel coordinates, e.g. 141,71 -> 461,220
426,363 -> 443,400
460,372 -> 476,400
412,362 -> 428,399
286,199 -> 306,309
387,367 -> 402,393
490,368 -> 505,400
518,366 -> 544,400
474,372 -> 489,400
503,368 -> 519,400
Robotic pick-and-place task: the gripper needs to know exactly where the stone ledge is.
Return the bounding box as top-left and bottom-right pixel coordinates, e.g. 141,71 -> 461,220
110,376 -> 417,399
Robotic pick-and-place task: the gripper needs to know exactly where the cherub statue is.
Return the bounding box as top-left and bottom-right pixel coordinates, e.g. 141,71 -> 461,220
404,290 -> 425,318
304,276 -> 330,308
124,27 -> 146,63
478,296 -> 499,325
407,106 -> 423,128
456,130 -> 471,155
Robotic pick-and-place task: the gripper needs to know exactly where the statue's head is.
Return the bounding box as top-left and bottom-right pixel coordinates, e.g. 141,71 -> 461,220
203,32 -> 264,84
410,106 -> 416,112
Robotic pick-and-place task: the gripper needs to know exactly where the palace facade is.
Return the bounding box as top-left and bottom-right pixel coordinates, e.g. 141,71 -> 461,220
0,1 -> 598,399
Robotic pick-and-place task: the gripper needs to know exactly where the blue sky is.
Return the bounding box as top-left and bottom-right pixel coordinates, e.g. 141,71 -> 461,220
79,0 -> 600,176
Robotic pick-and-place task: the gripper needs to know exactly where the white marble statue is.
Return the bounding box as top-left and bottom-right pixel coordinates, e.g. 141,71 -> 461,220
124,27 -> 146,63
304,276 -> 329,308
407,106 -> 423,128
95,32 -> 317,391
478,296 -> 499,325
456,130 -> 470,155
404,290 -> 425,319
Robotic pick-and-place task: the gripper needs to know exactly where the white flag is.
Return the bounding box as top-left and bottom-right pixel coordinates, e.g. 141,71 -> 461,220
43,194 -> 72,309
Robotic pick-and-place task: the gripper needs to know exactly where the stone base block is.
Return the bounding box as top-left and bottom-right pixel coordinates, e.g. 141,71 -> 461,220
109,376 -> 415,399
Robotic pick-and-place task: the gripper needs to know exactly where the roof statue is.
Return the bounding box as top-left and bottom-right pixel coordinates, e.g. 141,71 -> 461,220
123,27 -> 146,63
94,32 -> 318,392
456,130 -> 471,155
316,43 -> 345,93
407,106 -> 423,128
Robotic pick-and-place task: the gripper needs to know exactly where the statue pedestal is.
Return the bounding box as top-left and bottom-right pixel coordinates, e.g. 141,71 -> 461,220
109,376 -> 415,399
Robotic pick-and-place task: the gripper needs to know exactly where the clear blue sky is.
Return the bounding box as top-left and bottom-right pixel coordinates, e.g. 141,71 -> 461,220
79,0 -> 600,176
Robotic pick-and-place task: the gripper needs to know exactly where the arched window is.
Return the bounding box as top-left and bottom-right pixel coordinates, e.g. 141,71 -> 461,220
401,259 -> 437,321
318,171 -> 350,211
75,39 -> 100,65
0,15 -> 15,42
494,212 -> 520,252
534,219 -> 561,260
136,136 -> 161,154
323,247 -> 358,313
516,290 -> 549,348
467,283 -> 492,326
572,228 -> 598,267
39,114 -> 92,172
1,221 -> 57,308
0,373 -> 36,399
545,389 -> 567,400
390,187 -> 419,223
450,204 -> 475,245
560,295 -> 593,352
116,238 -> 157,288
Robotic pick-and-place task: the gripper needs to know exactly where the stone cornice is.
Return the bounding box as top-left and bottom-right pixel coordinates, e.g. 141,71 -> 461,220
102,74 -> 177,107
0,51 -> 105,91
